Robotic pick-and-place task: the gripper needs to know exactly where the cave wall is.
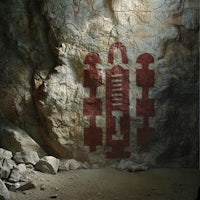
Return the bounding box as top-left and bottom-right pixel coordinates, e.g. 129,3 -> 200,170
0,0 -> 199,167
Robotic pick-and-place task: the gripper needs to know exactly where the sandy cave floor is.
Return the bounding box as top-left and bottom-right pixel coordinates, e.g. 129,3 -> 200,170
10,168 -> 199,200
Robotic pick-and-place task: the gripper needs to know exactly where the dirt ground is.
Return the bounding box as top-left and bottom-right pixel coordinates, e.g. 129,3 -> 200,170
10,168 -> 199,200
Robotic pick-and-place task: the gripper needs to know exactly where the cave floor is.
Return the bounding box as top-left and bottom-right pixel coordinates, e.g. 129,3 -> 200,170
10,168 -> 199,200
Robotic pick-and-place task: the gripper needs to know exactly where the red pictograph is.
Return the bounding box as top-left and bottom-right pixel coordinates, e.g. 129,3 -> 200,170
83,52 -> 103,151
83,44 -> 156,158
136,53 -> 155,146
106,42 -> 130,159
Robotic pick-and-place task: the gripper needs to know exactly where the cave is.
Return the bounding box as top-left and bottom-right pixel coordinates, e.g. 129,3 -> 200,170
0,0 -> 199,199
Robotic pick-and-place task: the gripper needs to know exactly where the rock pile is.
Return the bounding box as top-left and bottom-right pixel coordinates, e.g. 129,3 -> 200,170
0,148 -> 88,200
0,147 -> 149,199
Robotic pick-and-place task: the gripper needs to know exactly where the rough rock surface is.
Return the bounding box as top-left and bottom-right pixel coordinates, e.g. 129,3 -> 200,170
0,159 -> 16,180
117,160 -> 135,170
0,179 -> 10,200
35,156 -> 60,174
59,159 -> 80,171
0,119 -> 45,157
8,167 -> 21,183
0,0 -> 198,167
13,151 -> 40,165
0,149 -> 12,160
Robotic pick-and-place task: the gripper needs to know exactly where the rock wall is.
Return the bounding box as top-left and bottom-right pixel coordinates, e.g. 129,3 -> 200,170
0,0 -> 199,167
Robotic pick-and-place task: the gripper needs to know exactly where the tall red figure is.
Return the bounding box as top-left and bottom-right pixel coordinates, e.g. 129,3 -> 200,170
106,42 -> 130,158
83,52 -> 103,151
136,53 -> 155,146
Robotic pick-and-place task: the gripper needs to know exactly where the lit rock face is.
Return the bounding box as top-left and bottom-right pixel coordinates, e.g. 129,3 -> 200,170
0,0 -> 198,167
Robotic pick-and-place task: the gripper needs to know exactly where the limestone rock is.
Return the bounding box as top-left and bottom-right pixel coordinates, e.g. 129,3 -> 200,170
35,156 -> 60,174
0,179 -> 10,200
91,164 -> 99,169
17,164 -> 27,175
13,151 -> 40,165
11,181 -> 36,191
128,164 -> 149,172
0,159 -> 16,180
8,166 -> 21,183
8,164 -> 28,183
0,119 -> 45,157
0,0 -> 198,167
79,162 -> 89,169
0,149 -> 12,160
17,181 -> 36,191
117,160 -> 135,170
59,159 -> 80,171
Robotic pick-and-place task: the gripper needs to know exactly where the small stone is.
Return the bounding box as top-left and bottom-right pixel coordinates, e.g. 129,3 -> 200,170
79,162 -> 88,169
35,156 -> 60,174
69,159 -> 80,170
7,181 -> 35,191
128,163 -> 149,172
0,159 -> 16,180
26,164 -> 34,170
8,163 -> 29,182
50,194 -> 58,198
17,181 -> 36,191
59,160 -> 70,171
17,164 -> 27,174
0,149 -> 12,160
0,179 -> 10,200
117,160 -> 134,170
59,159 -> 80,171
75,174 -> 79,178
8,167 -> 21,183
40,184 -> 46,191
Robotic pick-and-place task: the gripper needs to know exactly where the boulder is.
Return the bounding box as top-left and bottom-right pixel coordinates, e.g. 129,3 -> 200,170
0,149 -> 12,160
0,159 -> 16,180
59,159 -> 80,171
0,118 -> 45,157
35,156 -> 60,174
8,166 -> 21,183
8,163 -> 31,183
13,151 -> 40,165
0,179 -> 10,200
128,163 -> 149,172
17,164 -> 27,175
117,160 -> 135,170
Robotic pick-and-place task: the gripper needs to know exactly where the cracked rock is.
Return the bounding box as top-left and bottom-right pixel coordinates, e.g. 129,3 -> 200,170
8,166 -> 21,183
59,159 -> 80,171
117,160 -> 135,170
0,119 -> 45,157
128,164 -> 149,172
35,156 -> 60,174
0,149 -> 12,160
0,159 -> 16,180
13,151 -> 40,165
0,179 -> 10,200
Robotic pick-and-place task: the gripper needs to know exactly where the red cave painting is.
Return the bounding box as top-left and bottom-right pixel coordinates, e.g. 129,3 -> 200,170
83,43 -> 155,158
83,52 -> 103,151
106,42 -> 130,159
136,53 -> 155,146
